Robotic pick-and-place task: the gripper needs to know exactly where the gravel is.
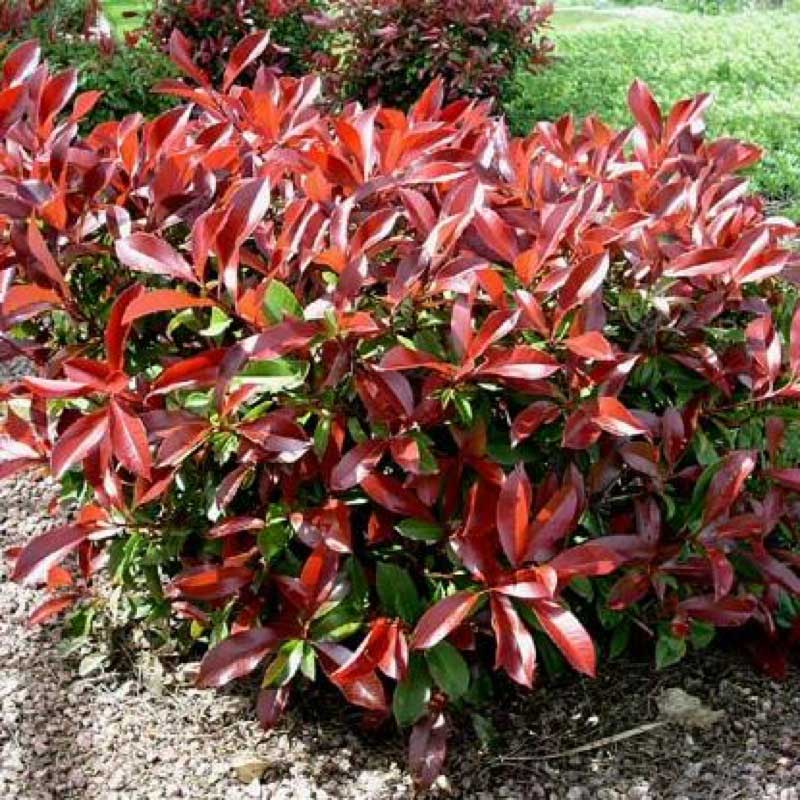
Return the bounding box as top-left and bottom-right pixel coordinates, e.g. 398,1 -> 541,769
1,358 -> 798,798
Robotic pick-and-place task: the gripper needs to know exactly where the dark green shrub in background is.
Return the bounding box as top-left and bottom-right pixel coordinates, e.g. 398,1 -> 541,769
148,0 -> 332,80
42,36 -> 176,123
332,0 -> 554,108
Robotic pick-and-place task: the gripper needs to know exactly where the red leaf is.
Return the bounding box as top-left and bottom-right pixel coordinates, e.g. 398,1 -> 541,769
223,31 -> 271,91
707,548 -> 734,600
768,468 -> 800,492
466,309 -> 520,362
497,465 -> 531,567
549,541 -> 623,580
51,410 -> 109,479
110,400 -> 152,479
330,440 -> 386,491
69,90 -> 103,124
559,252 -> 609,313
361,473 -> 434,521
526,485 -> 578,562
315,642 -> 388,712
115,233 -> 197,284
607,571 -> 651,611
215,178 -> 271,274
790,304 -> 800,375
531,599 -> 596,677
564,331 -> 616,361
27,593 -> 81,626
408,712 -> 448,789
165,564 -> 254,601
330,618 -> 396,684
379,346 -> 454,374
3,40 -> 40,86
592,397 -> 649,438
11,524 -> 92,585
208,517 -> 264,539
677,595 -> 757,627
105,284 -> 145,372
662,407 -> 687,466
39,68 -> 77,130
410,591 -> 481,650
511,401 -> 560,447
703,451 -> 756,524
492,566 -> 557,600
197,627 -> 282,688
490,593 -> 536,687
167,29 -> 209,86
256,687 -> 290,730
628,79 -> 662,141
121,290 -> 215,325
474,346 -> 560,383
748,551 -> 800,595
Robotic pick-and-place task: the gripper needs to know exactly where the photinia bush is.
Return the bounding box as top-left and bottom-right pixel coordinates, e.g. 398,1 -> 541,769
1,0 -> 100,39
331,0 -> 554,107
1,33 -> 800,786
148,0 -> 331,81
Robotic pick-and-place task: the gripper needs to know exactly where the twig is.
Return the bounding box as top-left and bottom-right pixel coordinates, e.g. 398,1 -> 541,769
498,721 -> 667,762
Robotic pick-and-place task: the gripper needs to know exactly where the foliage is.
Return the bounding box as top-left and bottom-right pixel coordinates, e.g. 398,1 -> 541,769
1,35 -> 800,787
505,10 -> 800,213
331,0 -> 554,108
40,35 -> 177,124
0,0 -> 99,38
148,0 -> 331,81
0,1 -> 177,126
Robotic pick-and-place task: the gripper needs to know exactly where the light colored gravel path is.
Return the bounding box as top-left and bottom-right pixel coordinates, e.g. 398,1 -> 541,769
1,359 -> 798,799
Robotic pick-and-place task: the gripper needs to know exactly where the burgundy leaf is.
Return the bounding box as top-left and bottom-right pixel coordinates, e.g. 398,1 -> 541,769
197,627 -> 283,688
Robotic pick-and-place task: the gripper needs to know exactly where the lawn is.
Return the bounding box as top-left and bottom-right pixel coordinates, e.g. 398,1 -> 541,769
507,6 -> 800,214
103,0 -> 148,33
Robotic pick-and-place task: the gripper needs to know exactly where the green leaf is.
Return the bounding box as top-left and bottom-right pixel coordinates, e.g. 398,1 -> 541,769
199,306 -> 232,337
393,653 -> 432,727
262,639 -> 303,688
693,427 -> 718,467
395,518 -> 443,543
167,307 -> 200,336
257,520 -> 292,563
310,601 -> 364,642
263,279 -> 302,323
232,358 -> 308,393
569,576 -> 594,601
376,563 -> 422,623
346,557 -> 369,609
300,642 -> 316,681
609,619 -> 631,659
313,415 -> 331,459
689,620 -> 716,650
533,630 -> 567,679
655,632 -> 687,670
425,641 -> 470,700
453,393 -> 473,427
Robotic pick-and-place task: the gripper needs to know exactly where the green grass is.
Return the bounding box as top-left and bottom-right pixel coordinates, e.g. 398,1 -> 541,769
508,8 -> 800,214
103,0 -> 148,33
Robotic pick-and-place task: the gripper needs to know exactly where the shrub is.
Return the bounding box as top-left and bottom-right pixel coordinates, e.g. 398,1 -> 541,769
148,0 -> 330,80
1,34 -> 800,787
332,0 -> 554,107
0,0 -> 99,38
0,1 -> 178,126
40,36 -> 178,123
